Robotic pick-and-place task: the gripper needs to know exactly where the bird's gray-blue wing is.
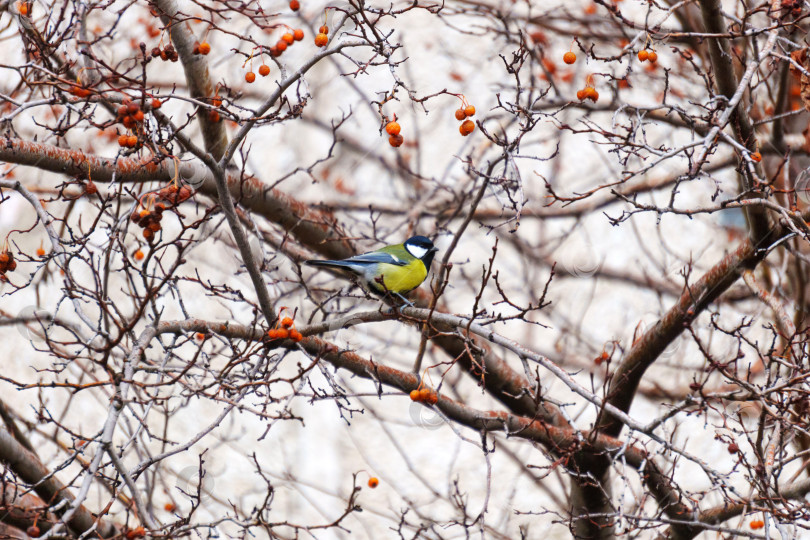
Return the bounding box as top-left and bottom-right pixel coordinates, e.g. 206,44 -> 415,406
342,251 -> 408,266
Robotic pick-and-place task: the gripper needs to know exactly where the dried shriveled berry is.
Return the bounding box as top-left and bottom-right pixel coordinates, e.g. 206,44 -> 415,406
464,105 -> 475,117
454,108 -> 466,121
388,133 -> 404,147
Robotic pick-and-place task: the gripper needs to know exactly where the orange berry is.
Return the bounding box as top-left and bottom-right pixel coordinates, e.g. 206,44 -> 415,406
427,392 -> 438,405
454,108 -> 466,121
388,133 -> 404,147
276,40 -> 287,52
118,134 -> 129,147
127,102 -> 139,114
319,25 -> 329,34
385,121 -> 401,136
314,33 -> 328,47
647,51 -> 658,63
36,247 -> 45,256
122,116 -> 136,128
282,33 -> 295,45
133,110 -> 144,122
751,151 -> 762,162
209,110 -> 220,122
418,388 -> 431,401
586,88 -> 599,102
576,89 -> 587,100
563,51 -> 576,64
637,50 -> 649,62
127,135 -> 138,147
151,98 -> 162,109
293,28 -> 304,41
258,64 -> 270,76
195,332 -> 206,341
368,477 -> 379,488
464,105 -> 475,117
459,119 -> 474,136
281,316 -> 294,328
17,2 -> 29,16
267,329 -> 279,339
164,503 -> 176,512
134,249 -> 144,261
409,390 -> 420,401
290,330 -> 303,342
126,526 -> 145,539
584,3 -> 596,14
289,0 -> 300,9
245,71 -> 256,83
198,42 -> 211,55
276,328 -> 290,339
26,526 -> 40,538
750,520 -> 764,529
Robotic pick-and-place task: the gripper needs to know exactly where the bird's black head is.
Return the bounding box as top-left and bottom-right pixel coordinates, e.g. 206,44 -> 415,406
404,235 -> 438,267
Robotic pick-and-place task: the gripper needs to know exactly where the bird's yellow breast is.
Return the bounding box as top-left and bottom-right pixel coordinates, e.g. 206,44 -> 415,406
371,259 -> 428,294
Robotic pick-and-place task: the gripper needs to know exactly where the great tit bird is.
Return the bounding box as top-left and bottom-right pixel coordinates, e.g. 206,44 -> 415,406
305,236 -> 438,301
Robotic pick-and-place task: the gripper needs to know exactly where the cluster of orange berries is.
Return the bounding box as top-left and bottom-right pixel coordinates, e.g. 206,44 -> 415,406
116,98 -> 152,148
455,104 -> 476,136
637,49 -> 658,63
409,386 -> 438,405
750,519 -> 764,529
314,25 -> 329,47
130,202 -> 166,243
267,316 -> 304,342
385,119 -> 403,147
0,249 -> 17,275
158,182 -> 194,205
193,41 -> 212,55
576,82 -> 599,102
270,29 -> 305,58
151,44 -> 179,62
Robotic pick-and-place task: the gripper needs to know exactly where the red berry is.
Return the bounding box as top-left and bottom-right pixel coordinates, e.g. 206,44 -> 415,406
151,98 -> 161,109
289,0 -> 300,9
276,40 -> 287,52
293,28 -> 304,41
388,133 -> 404,147
319,25 -> 329,34
454,108 -> 466,121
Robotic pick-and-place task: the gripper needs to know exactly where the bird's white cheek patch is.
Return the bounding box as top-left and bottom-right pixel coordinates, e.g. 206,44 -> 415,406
406,245 -> 428,259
